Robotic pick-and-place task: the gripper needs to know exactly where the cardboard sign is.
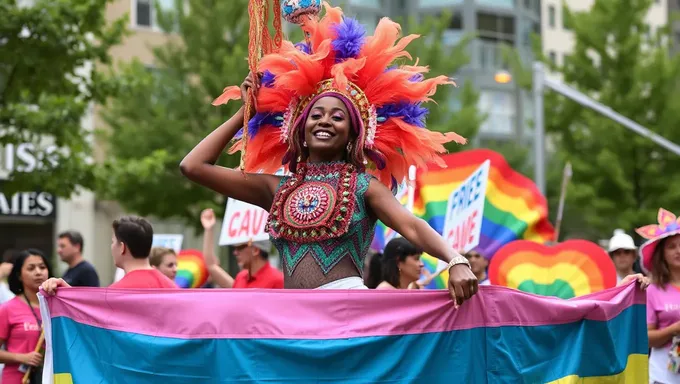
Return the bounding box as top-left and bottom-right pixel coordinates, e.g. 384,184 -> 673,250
152,234 -> 184,253
442,160 -> 490,253
219,198 -> 269,246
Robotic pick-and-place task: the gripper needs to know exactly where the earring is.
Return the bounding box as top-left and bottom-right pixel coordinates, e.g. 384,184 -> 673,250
303,141 -> 308,147
347,142 -> 352,152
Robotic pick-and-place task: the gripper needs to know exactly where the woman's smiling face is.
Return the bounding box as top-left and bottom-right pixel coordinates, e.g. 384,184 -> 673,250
304,96 -> 352,160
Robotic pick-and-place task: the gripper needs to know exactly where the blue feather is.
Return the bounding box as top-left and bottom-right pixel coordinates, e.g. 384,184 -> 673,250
332,17 -> 366,61
377,103 -> 429,128
262,70 -> 276,88
295,42 -> 311,54
234,112 -> 284,139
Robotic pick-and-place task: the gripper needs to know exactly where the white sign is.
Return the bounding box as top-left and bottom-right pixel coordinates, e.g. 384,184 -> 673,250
219,198 -> 269,246
152,234 -> 184,253
0,142 -> 59,180
0,191 -> 55,218
442,160 -> 490,253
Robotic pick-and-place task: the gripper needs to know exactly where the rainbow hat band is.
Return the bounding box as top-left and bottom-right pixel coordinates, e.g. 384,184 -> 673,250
636,208 -> 680,273
175,249 -> 209,289
488,240 -> 616,299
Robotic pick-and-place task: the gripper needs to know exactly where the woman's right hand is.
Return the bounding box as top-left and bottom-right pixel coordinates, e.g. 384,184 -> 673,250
240,72 -> 262,111
18,351 -> 42,366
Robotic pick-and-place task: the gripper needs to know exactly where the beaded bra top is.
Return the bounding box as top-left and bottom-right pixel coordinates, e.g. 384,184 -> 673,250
266,161 -> 376,276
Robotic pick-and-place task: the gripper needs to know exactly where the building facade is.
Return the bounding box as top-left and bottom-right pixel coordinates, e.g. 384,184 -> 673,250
1,0 -> 204,284
541,0 -> 668,67
342,0 -> 540,144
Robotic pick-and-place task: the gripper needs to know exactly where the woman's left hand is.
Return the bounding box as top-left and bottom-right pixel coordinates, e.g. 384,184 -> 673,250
617,273 -> 650,290
448,264 -> 478,307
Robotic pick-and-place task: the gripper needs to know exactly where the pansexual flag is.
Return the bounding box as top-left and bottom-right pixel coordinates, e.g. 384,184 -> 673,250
415,149 -> 555,258
40,283 -> 646,383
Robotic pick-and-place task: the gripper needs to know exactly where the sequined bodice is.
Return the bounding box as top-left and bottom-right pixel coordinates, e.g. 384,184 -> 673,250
267,162 -> 376,282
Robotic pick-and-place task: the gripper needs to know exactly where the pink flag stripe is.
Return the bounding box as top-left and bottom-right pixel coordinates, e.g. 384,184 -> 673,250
43,283 -> 645,340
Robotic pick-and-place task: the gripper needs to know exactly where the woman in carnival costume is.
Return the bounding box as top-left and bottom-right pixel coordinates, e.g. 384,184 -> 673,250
637,208 -> 680,383
180,1 -> 478,304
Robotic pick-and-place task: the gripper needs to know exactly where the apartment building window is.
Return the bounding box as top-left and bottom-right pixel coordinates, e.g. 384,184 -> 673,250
563,7 -> 573,30
479,90 -> 515,135
134,0 -> 175,29
442,13 -> 464,45
548,51 -> 556,64
477,12 -> 515,44
548,5 -> 556,28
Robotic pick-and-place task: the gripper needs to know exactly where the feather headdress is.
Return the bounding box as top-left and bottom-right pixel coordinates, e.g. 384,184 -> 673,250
213,1 -> 466,188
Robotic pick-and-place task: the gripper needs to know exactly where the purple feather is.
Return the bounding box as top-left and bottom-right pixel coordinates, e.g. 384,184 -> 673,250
377,102 -> 429,128
262,70 -> 276,87
332,17 -> 366,61
295,42 -> 311,54
234,112 -> 283,139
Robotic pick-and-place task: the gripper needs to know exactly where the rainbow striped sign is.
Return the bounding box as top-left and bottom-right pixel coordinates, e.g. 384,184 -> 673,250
39,284 -> 646,383
489,240 -> 617,299
175,249 -> 208,289
415,149 -> 555,258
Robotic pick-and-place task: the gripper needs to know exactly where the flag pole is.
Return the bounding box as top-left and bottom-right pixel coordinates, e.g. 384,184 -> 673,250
554,162 -> 572,242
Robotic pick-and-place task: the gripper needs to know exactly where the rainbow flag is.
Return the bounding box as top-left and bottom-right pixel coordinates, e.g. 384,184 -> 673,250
370,180 -> 408,251
415,149 -> 555,258
40,283 -> 646,383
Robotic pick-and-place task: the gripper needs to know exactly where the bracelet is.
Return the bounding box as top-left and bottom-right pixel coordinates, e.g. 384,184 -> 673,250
447,255 -> 471,271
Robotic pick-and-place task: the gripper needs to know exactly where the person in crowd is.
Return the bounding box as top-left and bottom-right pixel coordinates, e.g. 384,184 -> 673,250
200,208 -> 283,289
179,6 -> 477,304
636,208 -> 680,383
607,229 -> 639,283
0,249 -> 52,384
42,216 -> 177,293
465,250 -> 490,286
57,231 -> 100,287
366,237 -> 424,290
0,250 -> 17,304
149,247 -> 178,281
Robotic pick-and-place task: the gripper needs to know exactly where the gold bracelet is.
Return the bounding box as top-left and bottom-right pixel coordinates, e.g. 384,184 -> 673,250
447,255 -> 471,271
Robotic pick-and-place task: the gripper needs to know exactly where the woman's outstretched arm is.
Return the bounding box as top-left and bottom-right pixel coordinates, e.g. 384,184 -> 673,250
365,179 -> 478,306
180,73 -> 280,210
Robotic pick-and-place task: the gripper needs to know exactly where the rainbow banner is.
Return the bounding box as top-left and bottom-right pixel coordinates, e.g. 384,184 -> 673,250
370,181 -> 408,251
420,253 -> 449,289
175,249 -> 209,288
40,284 -> 647,383
489,240 -> 617,299
415,149 -> 555,258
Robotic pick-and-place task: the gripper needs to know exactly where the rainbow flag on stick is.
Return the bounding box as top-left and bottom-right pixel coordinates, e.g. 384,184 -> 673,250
40,284 -> 646,383
415,149 -> 555,258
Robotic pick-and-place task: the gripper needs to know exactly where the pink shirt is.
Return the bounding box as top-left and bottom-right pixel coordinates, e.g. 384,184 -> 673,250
0,297 -> 42,384
647,283 -> 680,383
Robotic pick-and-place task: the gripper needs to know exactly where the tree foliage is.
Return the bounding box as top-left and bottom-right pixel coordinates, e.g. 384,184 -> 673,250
505,0 -> 680,239
0,0 -> 126,196
98,2 -> 485,226
403,13 -> 486,153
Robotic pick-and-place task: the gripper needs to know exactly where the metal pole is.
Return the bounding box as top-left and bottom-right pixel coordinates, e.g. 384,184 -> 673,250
543,77 -> 680,156
532,62 -> 546,195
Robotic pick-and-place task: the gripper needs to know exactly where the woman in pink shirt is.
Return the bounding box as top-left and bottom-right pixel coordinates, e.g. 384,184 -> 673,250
638,208 -> 680,384
0,249 -> 52,384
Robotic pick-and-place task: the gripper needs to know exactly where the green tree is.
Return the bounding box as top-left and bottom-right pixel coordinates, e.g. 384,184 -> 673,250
98,3 -> 485,226
403,13 -> 485,152
0,0 -> 126,196
506,0 -> 680,239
